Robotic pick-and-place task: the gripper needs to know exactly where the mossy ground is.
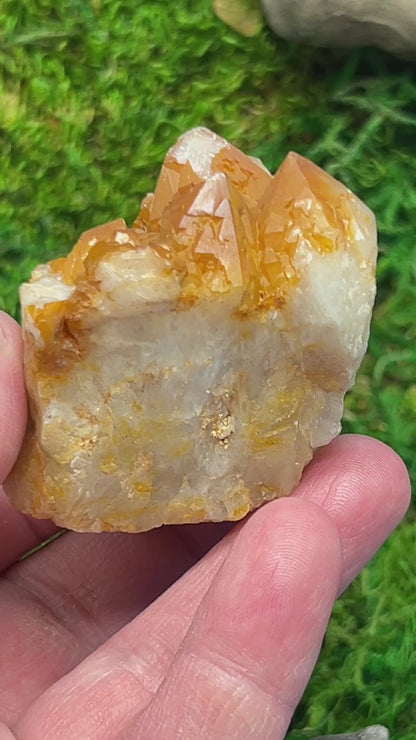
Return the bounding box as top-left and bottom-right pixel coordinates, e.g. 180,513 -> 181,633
1,1 -> 415,736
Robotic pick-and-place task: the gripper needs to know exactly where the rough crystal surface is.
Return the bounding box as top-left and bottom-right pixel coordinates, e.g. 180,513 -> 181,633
4,127 -> 377,533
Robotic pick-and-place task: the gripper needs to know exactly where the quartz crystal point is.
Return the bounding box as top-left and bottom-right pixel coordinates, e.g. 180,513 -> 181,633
4,127 -> 377,533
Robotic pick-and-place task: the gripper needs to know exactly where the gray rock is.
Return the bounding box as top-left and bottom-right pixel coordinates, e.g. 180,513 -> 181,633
261,0 -> 416,58
312,724 -> 389,740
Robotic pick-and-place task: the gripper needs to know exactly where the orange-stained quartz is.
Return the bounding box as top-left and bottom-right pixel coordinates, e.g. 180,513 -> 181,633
236,152 -> 359,314
261,152 -> 356,257
211,146 -> 271,203
25,137 -> 359,347
27,301 -> 67,345
49,219 -> 127,285
146,159 -> 203,227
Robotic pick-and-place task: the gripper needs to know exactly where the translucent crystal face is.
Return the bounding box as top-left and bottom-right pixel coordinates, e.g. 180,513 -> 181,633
4,127 -> 377,533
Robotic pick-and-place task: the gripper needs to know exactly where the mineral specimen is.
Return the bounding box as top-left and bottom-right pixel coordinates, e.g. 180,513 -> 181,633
4,127 -> 377,533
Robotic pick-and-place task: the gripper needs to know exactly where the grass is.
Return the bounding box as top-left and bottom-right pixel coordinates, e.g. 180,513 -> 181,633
1,1 -> 415,736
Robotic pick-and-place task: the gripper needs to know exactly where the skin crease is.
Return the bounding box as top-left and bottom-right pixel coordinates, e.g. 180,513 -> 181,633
0,310 -> 411,740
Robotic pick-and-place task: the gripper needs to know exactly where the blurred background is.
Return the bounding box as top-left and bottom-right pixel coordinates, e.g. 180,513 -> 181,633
0,1 -> 415,736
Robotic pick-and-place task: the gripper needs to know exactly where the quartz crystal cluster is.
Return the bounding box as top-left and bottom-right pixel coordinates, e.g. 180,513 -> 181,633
5,127 -> 377,533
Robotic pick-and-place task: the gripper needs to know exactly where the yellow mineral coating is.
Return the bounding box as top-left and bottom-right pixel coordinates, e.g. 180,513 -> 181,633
24,140 -> 358,358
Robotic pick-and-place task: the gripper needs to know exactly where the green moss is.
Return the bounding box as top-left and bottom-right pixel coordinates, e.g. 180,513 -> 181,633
1,1 -> 415,736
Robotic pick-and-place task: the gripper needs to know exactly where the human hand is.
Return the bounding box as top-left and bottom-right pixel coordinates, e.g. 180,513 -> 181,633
0,310 -> 410,740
